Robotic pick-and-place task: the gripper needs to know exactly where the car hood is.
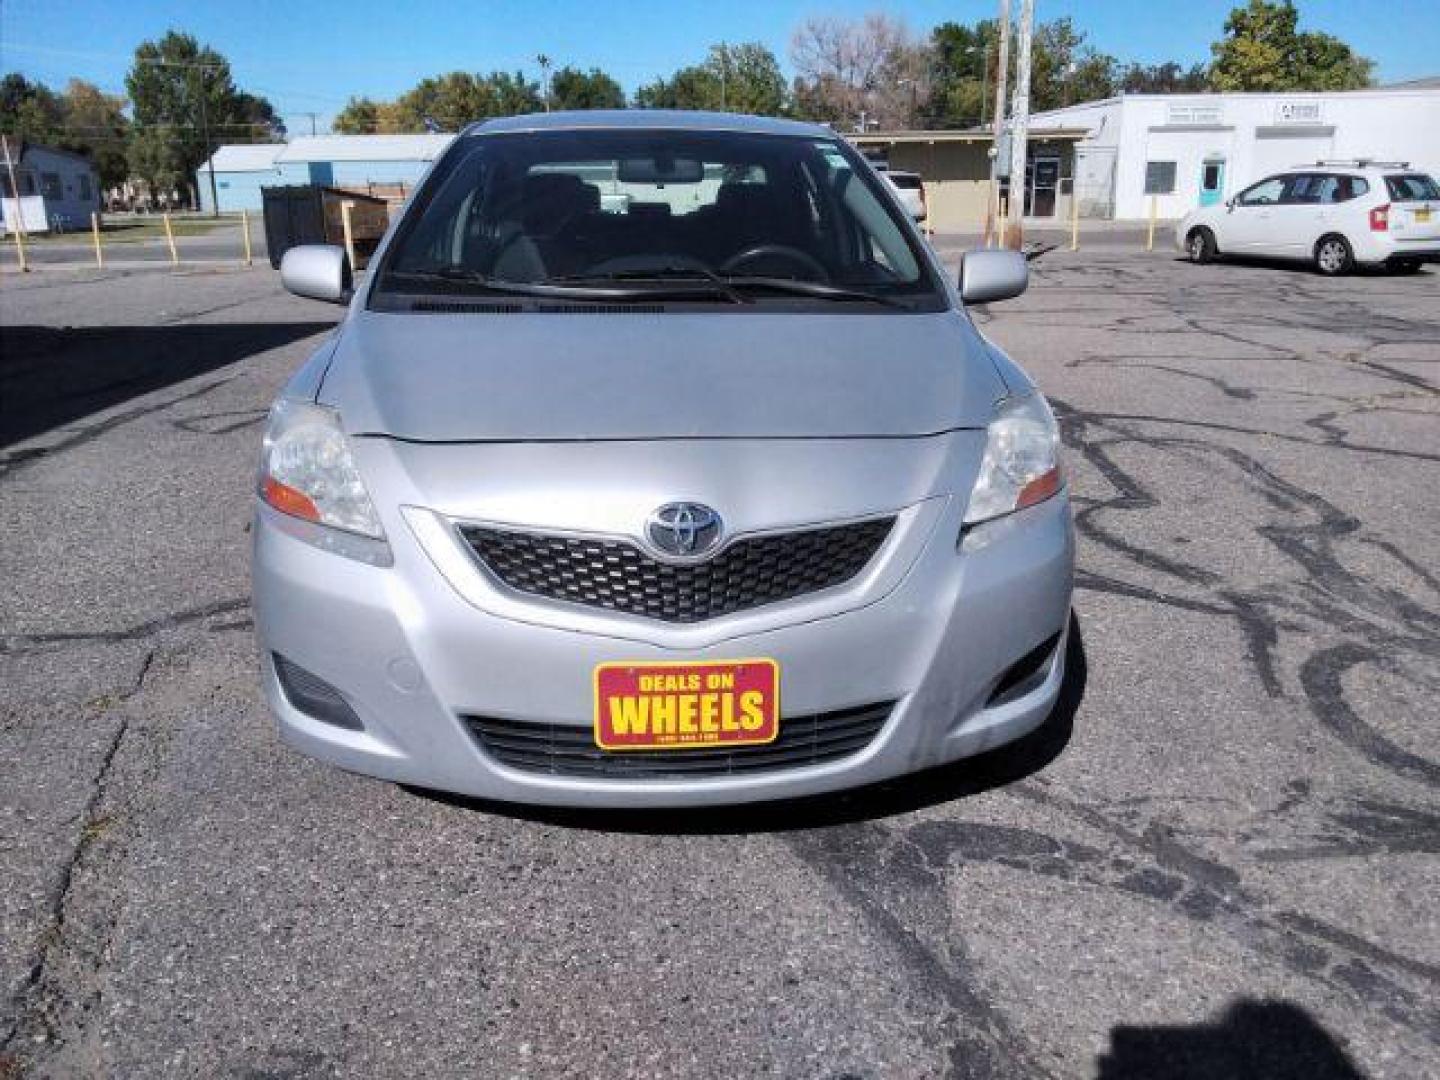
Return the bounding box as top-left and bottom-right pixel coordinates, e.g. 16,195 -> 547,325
320,309 -> 1006,441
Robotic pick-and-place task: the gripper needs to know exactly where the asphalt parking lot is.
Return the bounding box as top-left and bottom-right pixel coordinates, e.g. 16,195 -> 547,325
2,249 -> 1437,1078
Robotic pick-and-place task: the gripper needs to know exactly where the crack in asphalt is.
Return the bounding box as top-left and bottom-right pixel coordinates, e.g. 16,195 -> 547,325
1051,393 -> 1439,793
0,649 -> 155,1057
786,825 -> 1052,1080
0,377 -> 235,482
170,407 -> 268,436
1,596 -> 250,656
1004,783 -> 1440,1043
0,598 -> 251,657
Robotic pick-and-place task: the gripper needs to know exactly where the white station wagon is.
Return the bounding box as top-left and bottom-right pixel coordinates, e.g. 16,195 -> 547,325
1177,160 -> 1440,275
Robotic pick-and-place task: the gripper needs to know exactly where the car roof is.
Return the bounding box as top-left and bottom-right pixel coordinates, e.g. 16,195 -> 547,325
463,110 -> 835,139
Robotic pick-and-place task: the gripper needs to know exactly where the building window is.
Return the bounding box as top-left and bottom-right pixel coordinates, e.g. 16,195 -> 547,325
41,172 -> 62,199
79,174 -> 92,200
1144,161 -> 1176,195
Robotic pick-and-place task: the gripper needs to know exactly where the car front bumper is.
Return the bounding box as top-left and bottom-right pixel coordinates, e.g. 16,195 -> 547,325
252,490 -> 1074,808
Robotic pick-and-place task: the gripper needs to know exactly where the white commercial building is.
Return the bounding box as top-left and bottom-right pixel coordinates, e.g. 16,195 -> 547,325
1030,87 -> 1440,220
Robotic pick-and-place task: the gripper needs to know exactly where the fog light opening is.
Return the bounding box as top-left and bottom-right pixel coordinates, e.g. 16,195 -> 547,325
272,654 -> 364,731
986,633 -> 1061,707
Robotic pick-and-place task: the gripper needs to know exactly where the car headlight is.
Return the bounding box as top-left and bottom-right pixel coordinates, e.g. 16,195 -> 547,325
258,399 -> 388,559
963,391 -> 1063,527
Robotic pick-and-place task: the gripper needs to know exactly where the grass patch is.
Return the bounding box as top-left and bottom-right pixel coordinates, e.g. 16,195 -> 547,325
16,216 -> 243,244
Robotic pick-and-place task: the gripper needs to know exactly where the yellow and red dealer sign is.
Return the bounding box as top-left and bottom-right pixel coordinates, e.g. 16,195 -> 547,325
593,659 -> 780,751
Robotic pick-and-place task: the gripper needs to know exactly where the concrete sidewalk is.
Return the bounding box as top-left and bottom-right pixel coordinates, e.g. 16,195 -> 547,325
929,219 -> 1178,253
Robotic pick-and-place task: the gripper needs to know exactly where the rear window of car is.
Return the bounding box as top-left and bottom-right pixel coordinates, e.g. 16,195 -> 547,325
888,174 -> 923,190
1385,174 -> 1440,201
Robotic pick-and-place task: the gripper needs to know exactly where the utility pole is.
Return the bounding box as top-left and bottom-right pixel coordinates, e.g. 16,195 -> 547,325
294,112 -> 319,137
2,133 -> 30,249
1005,0 -> 1034,249
536,55 -> 552,112
196,66 -> 219,218
987,0 -> 1011,247
979,42 -> 991,127
718,42 -> 728,111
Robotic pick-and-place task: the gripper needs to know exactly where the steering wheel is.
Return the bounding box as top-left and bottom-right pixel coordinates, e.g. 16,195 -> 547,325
719,244 -> 830,282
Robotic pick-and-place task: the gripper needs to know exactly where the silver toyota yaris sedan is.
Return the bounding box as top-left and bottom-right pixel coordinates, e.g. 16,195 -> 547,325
253,110 -> 1074,807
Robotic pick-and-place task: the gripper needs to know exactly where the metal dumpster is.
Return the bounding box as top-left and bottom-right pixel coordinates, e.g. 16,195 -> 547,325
261,185 -> 390,270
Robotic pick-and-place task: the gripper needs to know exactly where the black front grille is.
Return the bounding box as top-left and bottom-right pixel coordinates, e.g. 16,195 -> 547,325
464,702 -> 893,779
459,518 -> 894,623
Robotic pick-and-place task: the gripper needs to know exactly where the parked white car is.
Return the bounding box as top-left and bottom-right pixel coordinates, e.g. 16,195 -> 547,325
881,169 -> 928,223
1177,161 -> 1440,275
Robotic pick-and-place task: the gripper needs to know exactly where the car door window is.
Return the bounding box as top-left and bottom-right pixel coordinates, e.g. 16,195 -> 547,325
1282,174 -> 1327,204
1237,177 -> 1285,206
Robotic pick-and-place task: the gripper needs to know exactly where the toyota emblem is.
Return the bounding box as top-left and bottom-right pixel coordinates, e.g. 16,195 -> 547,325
646,503 -> 723,558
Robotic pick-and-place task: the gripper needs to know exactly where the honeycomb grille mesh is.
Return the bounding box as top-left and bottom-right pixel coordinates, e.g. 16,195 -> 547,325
464,702 -> 893,779
460,518 -> 894,623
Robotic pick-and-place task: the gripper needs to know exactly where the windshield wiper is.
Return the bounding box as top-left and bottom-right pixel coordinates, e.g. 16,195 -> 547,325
720,276 -> 909,309
549,266 -> 749,305
384,266 -> 730,303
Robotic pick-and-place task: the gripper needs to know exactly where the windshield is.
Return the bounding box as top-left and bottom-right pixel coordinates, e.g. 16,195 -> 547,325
373,128 -> 941,309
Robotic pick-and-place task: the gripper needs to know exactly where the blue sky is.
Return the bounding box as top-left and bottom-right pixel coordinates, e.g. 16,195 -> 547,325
3,0 -> 1435,131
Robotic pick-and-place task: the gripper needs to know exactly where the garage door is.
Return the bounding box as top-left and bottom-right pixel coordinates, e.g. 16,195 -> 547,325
1251,130 -> 1334,179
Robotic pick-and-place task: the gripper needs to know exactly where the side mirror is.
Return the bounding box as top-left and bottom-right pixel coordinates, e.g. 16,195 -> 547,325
1225,197 -> 1237,211
280,245 -> 352,304
959,249 -> 1028,305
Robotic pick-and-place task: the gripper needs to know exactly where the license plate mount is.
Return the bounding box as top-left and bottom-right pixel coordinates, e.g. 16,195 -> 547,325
593,659 -> 780,751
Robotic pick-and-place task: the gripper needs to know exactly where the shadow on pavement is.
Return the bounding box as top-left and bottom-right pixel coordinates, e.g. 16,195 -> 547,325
1097,999 -> 1366,1079
1172,253 -> 1432,277
406,611 -> 1087,834
0,322 -> 336,448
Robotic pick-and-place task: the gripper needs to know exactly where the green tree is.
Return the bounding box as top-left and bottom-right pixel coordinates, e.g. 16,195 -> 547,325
715,44 -> 788,116
635,65 -> 719,111
333,96 -> 380,134
60,79 -> 130,187
925,20 -> 996,127
233,91 -> 285,140
636,43 -> 787,116
924,16 -> 1121,127
1030,18 -> 1117,112
125,31 -> 282,200
1,75 -> 132,189
126,124 -> 186,197
0,73 -> 65,145
392,71 -> 541,131
549,67 -> 625,111
126,31 -> 236,188
1119,61 -> 1210,94
1210,0 -> 1372,91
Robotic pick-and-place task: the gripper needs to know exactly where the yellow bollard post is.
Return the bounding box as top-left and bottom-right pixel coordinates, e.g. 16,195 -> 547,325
10,224 -> 28,273
340,200 -> 357,274
162,212 -> 179,265
1069,188 -> 1080,252
241,209 -> 253,266
1146,195 -> 1158,252
91,211 -> 104,268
